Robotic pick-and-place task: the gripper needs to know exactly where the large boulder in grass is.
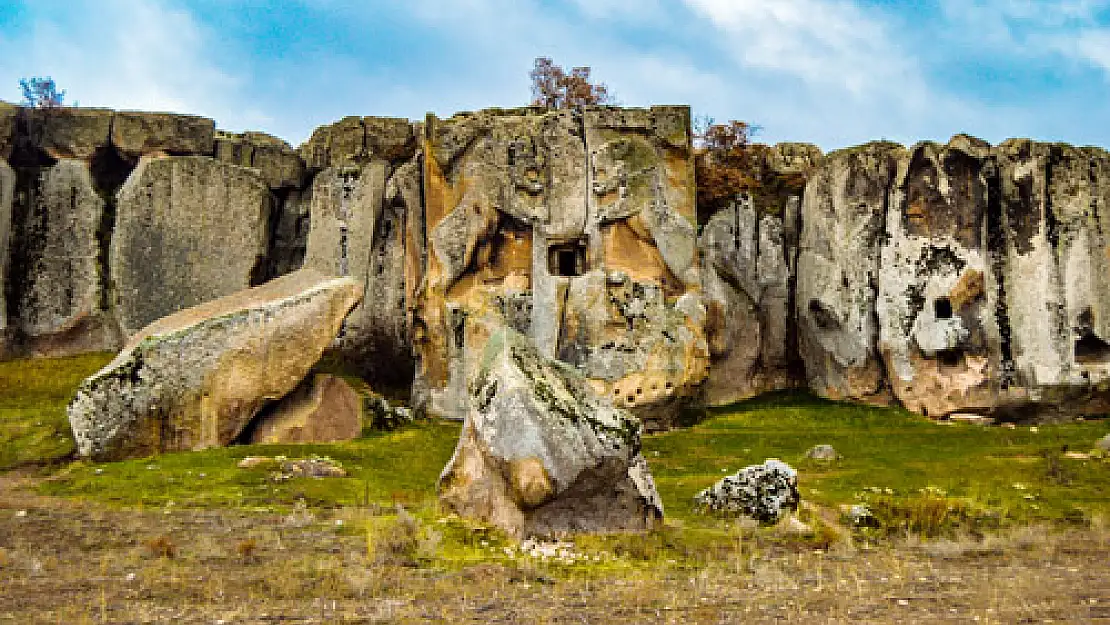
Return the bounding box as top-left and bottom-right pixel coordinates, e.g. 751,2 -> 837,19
437,327 -> 663,537
67,269 -> 362,460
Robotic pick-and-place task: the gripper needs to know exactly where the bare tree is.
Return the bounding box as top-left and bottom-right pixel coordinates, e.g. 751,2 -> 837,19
530,57 -> 615,109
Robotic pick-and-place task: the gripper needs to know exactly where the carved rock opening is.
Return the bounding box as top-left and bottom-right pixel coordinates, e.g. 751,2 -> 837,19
548,240 -> 587,277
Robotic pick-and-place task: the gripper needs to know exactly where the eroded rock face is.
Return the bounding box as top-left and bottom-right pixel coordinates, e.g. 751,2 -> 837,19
437,327 -> 663,537
112,156 -> 272,336
878,142 -> 1000,417
111,111 -> 215,159
9,100 -> 1110,426
797,142 -> 905,403
415,106 -> 705,427
6,159 -> 120,356
25,108 -> 113,160
68,269 -> 362,460
0,160 -> 14,351
300,130 -> 420,388
247,373 -> 363,444
215,130 -> 305,190
699,198 -> 798,405
990,141 -> 1110,417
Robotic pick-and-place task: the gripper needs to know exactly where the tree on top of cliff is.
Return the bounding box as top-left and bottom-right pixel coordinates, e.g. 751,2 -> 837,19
530,57 -> 615,109
694,117 -> 808,225
695,118 -> 757,224
19,77 -> 65,109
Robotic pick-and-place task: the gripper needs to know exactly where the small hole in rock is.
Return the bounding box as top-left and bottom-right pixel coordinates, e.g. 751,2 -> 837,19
935,297 -> 953,319
1076,332 -> 1110,363
937,349 -> 962,367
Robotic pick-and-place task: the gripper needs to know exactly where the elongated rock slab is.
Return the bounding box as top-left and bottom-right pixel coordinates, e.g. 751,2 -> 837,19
68,269 -> 362,460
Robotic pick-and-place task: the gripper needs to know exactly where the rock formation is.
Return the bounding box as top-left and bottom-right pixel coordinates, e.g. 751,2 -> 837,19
67,269 -> 362,460
796,142 -> 904,404
437,327 -> 663,537
1,99 -> 1108,425
694,459 -> 800,523
247,373 -> 363,445
416,106 -> 706,429
300,117 -> 419,390
878,140 -> 999,417
112,156 -> 272,335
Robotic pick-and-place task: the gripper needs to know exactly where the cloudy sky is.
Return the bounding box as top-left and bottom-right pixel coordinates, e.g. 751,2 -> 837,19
2,0 -> 1109,150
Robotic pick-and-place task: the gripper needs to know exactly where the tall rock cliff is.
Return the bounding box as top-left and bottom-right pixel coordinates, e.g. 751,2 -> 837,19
3,100 -> 1110,422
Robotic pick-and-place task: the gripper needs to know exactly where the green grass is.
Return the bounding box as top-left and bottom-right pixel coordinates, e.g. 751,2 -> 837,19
0,352 -> 113,469
646,392 -> 1110,529
39,422 -> 461,510
3,355 -> 1109,548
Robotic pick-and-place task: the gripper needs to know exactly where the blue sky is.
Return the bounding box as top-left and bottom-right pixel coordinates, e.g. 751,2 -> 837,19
2,0 -> 1110,150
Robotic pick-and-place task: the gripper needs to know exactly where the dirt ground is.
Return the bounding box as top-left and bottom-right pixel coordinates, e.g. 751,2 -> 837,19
2,473 -> 1109,624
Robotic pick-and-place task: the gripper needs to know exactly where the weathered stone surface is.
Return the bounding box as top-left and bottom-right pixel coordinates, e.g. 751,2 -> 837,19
693,459 -> 800,523
0,102 -> 17,159
700,199 -> 796,405
416,106 -> 705,427
988,140 -> 1110,417
767,142 -> 824,175
68,269 -> 362,460
0,160 -> 13,348
299,116 -> 414,171
302,150 -> 418,387
878,142 -> 1000,417
215,130 -> 305,189
263,187 -> 311,279
248,374 -> 362,444
438,328 -> 663,537
112,156 -> 272,336
111,111 -> 215,158
797,142 -> 905,403
6,159 -> 120,356
28,107 -> 113,160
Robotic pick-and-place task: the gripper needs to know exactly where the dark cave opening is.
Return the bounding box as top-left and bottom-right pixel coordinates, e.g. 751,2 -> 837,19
934,297 -> 953,319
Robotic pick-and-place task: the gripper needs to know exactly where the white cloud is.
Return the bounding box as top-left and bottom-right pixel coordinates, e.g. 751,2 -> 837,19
0,1 -> 269,133
681,0 -> 917,98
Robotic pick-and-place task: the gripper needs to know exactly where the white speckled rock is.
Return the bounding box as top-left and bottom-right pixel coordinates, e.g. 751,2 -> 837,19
694,459 -> 799,523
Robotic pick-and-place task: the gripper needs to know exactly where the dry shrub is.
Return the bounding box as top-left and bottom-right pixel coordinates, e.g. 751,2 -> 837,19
145,535 -> 177,559
867,493 -> 971,538
235,538 -> 257,560
370,507 -> 441,566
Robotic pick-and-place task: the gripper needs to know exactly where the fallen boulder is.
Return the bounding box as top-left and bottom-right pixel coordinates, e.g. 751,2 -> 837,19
437,327 -> 663,537
67,269 -> 362,460
694,459 -> 800,523
246,374 -> 363,444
